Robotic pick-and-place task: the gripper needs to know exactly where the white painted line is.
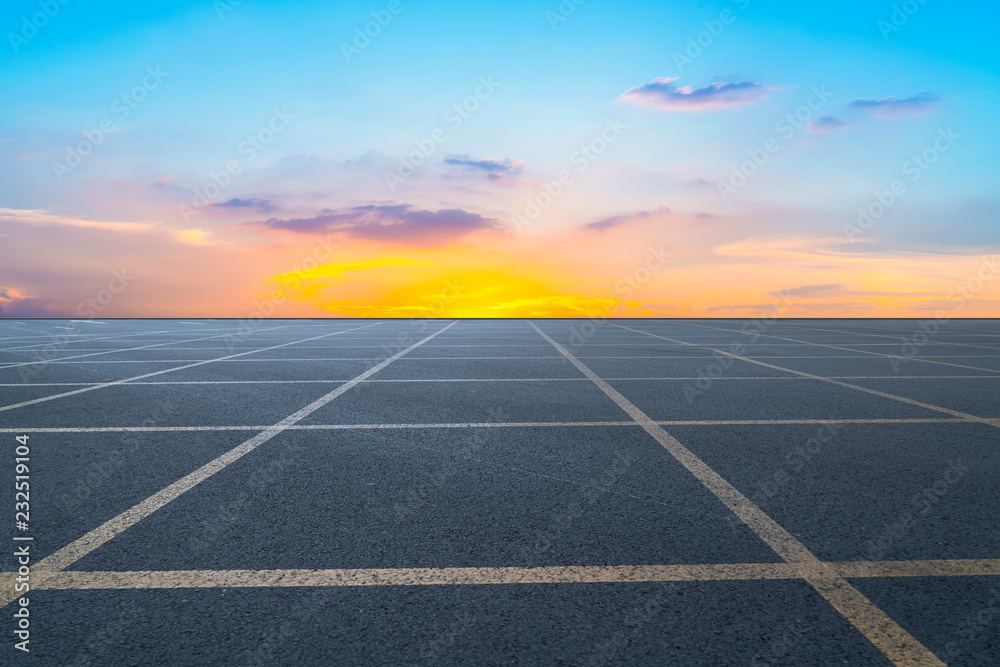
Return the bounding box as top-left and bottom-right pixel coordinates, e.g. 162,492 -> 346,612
0,328 -> 284,365
607,323 -> 1000,428
1,357 -> 563,364
0,323 -> 383,412
9,564 -> 804,591
529,321 -> 945,667
676,321 -> 1000,374
0,321 -> 457,604
770,321 -> 1000,350
10,558 -> 996,593
9,352 -> 998,360
0,417 -> 969,434
0,360 -> 209,365
0,329 -> 192,352
0,327 -> 235,343
0,324 -> 344,352
2,375 -> 996,387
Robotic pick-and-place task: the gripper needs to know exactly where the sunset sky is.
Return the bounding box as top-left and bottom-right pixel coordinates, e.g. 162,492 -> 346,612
2,0 -> 998,318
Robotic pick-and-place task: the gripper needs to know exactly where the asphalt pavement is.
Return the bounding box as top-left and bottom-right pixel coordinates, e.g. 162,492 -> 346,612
1,318 -> 998,665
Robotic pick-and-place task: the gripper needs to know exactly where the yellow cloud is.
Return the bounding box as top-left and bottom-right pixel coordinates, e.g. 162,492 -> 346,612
173,228 -> 214,246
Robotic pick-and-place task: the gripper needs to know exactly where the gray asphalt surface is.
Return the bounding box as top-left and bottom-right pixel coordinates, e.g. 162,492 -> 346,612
1,318 -> 998,665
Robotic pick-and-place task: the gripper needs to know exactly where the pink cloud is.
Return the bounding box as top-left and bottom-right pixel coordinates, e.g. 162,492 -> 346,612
244,204 -> 505,246
586,206 -> 671,231
619,77 -> 771,111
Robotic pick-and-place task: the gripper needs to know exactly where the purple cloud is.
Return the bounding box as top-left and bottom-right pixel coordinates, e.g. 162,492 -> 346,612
619,78 -> 771,111
805,116 -> 849,134
444,155 -> 526,174
212,197 -> 276,212
247,204 -> 504,245
586,206 -> 671,231
0,289 -> 63,317
848,92 -> 939,118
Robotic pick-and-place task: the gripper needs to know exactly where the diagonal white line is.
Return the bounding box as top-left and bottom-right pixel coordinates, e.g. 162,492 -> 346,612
0,320 -> 457,601
764,321 -> 1000,351
606,322 -> 1000,427
0,329 -> 179,353
528,321 -> 945,667
673,321 -> 1000,375
0,323 -> 383,412
0,326 -> 297,367
0,324 -> 256,350
0,322 -> 386,358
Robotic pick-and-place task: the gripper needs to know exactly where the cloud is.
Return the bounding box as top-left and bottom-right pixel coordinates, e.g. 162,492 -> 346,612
706,304 -> 784,315
770,284 -> 844,298
0,208 -> 155,233
444,154 -> 526,181
247,204 -> 505,245
172,229 -> 215,247
444,154 -> 526,174
0,287 -> 63,317
0,208 -> 220,247
619,78 -> 771,111
587,214 -> 634,232
686,177 -> 715,189
848,92 -> 939,118
212,197 -> 276,212
805,116 -> 849,134
586,206 -> 671,231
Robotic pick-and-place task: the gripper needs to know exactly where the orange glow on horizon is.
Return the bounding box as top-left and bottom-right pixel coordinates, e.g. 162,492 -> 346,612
258,235 -> 1000,319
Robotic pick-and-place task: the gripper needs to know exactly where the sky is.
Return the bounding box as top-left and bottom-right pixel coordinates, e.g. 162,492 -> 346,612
1,0 -> 999,318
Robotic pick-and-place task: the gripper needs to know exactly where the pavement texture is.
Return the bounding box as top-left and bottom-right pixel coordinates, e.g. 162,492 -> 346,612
1,317 -> 998,666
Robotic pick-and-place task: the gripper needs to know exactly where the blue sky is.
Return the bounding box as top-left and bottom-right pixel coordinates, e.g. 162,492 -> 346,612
1,0 -> 998,316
